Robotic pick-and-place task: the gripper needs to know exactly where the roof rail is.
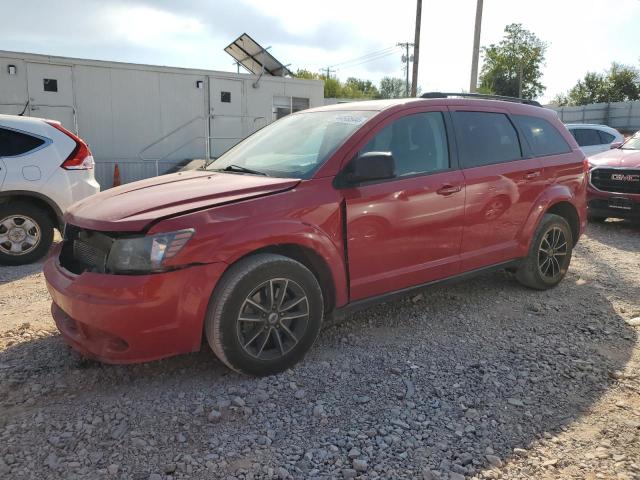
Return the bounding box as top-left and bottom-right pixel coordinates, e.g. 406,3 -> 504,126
420,92 -> 542,107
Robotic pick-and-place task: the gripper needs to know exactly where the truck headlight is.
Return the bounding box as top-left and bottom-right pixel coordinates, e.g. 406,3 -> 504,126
106,229 -> 194,273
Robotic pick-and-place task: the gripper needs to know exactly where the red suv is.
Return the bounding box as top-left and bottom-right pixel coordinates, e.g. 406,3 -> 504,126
44,94 -> 587,375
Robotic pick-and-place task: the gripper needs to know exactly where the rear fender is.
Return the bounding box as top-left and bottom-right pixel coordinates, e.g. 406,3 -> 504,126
517,185 -> 577,256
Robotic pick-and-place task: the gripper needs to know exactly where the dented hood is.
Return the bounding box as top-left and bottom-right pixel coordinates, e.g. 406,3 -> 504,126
66,170 -> 300,231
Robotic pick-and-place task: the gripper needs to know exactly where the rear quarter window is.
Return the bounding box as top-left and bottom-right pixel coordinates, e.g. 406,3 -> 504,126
513,115 -> 572,157
452,111 -> 522,168
0,127 -> 46,157
598,131 -> 615,144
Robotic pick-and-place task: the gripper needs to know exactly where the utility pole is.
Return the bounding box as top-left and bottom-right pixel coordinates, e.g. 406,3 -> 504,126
411,0 -> 422,97
469,0 -> 484,92
397,42 -> 414,97
321,67 -> 336,79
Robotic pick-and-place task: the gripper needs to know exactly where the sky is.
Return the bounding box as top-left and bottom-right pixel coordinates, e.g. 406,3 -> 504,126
3,0 -> 640,103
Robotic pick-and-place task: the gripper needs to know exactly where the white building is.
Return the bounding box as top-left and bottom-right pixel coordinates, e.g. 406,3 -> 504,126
0,50 -> 324,186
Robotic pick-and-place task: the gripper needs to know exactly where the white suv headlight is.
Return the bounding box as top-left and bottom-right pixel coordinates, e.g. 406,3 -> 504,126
106,229 -> 194,273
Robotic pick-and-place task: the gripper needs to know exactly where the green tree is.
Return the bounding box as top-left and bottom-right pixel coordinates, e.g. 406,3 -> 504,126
293,69 -> 321,80
557,63 -> 640,106
479,23 -> 547,99
342,77 -> 380,98
379,77 -> 407,99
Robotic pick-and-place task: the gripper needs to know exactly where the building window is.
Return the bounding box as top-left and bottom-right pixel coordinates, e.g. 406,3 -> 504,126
43,79 -> 58,92
221,91 -> 231,103
273,96 -> 310,120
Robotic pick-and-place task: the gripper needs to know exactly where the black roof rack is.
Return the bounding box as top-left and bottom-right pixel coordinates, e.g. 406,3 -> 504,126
420,92 -> 542,107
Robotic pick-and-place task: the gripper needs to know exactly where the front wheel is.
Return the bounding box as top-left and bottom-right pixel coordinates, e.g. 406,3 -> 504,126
516,214 -> 573,290
205,254 -> 324,376
0,201 -> 54,266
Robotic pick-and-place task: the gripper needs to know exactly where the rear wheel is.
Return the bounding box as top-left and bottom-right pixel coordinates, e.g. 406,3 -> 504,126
516,214 -> 573,290
0,201 -> 54,266
205,254 -> 324,376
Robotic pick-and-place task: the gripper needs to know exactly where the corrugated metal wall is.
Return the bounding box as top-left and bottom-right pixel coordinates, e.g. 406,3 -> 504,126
549,101 -> 640,132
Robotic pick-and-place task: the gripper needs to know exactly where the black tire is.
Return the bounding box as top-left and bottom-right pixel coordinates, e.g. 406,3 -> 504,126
587,213 -> 607,223
205,253 -> 324,376
516,213 -> 573,290
0,201 -> 54,266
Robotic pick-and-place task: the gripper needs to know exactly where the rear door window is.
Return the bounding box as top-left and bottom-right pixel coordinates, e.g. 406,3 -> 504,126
452,111 -> 522,168
513,115 -> 572,156
570,128 -> 602,147
0,127 -> 46,157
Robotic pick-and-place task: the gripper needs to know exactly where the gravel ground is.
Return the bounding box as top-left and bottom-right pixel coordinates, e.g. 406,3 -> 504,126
0,221 -> 639,480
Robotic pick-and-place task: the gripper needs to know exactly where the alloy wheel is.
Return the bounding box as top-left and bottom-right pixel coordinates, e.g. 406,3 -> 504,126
537,226 -> 567,280
0,215 -> 41,256
236,278 -> 309,360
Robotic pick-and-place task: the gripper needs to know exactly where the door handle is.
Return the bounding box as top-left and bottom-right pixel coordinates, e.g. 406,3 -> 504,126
523,170 -> 541,180
436,184 -> 462,196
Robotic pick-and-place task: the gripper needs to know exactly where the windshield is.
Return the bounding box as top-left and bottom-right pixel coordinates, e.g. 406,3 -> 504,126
621,132 -> 640,150
206,110 -> 375,178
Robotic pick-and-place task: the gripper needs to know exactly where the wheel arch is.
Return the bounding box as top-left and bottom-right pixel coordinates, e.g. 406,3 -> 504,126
517,185 -> 583,254
0,191 -> 64,231
546,200 -> 580,246
223,243 -> 338,315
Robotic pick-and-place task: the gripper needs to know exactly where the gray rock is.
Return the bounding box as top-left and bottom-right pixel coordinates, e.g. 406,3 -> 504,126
485,454 -> 503,467
313,404 -> 326,418
110,422 -> 128,440
208,409 -> 222,422
342,468 -> 357,479
353,459 -> 368,471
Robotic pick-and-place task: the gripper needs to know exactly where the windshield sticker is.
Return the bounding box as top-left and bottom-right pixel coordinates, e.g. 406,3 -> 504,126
333,115 -> 368,126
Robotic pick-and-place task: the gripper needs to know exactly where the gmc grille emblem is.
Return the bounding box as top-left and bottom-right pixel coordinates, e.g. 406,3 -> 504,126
610,173 -> 640,182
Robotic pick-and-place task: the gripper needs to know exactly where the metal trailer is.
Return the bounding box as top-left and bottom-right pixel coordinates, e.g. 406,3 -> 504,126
0,50 -> 324,187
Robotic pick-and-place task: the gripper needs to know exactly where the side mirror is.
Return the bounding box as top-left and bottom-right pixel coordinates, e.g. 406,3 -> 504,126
339,152 -> 396,186
610,141 -> 623,149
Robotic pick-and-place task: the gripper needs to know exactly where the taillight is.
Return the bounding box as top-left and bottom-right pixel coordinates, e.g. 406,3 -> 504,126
46,121 -> 94,170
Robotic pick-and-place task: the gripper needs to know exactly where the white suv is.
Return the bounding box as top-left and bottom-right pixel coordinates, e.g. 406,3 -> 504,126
566,124 -> 624,157
0,114 -> 100,265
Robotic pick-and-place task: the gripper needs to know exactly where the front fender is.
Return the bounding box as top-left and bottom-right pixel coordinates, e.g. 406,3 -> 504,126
516,184 -> 579,256
160,216 -> 349,308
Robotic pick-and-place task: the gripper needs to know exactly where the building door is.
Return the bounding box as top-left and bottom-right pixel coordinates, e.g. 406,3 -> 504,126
26,63 -> 76,132
209,78 -> 243,157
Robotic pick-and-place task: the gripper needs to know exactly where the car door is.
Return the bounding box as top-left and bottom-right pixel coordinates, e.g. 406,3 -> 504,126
341,108 -> 465,301
450,108 -> 547,272
570,128 -> 606,157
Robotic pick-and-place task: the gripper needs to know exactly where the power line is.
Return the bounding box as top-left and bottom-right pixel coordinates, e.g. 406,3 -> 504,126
335,49 -> 400,71
329,46 -> 399,68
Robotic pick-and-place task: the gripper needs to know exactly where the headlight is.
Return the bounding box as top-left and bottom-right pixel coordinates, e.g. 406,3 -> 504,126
106,229 -> 194,273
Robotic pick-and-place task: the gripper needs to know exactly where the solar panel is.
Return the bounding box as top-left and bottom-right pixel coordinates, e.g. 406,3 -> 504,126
224,33 -> 292,77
